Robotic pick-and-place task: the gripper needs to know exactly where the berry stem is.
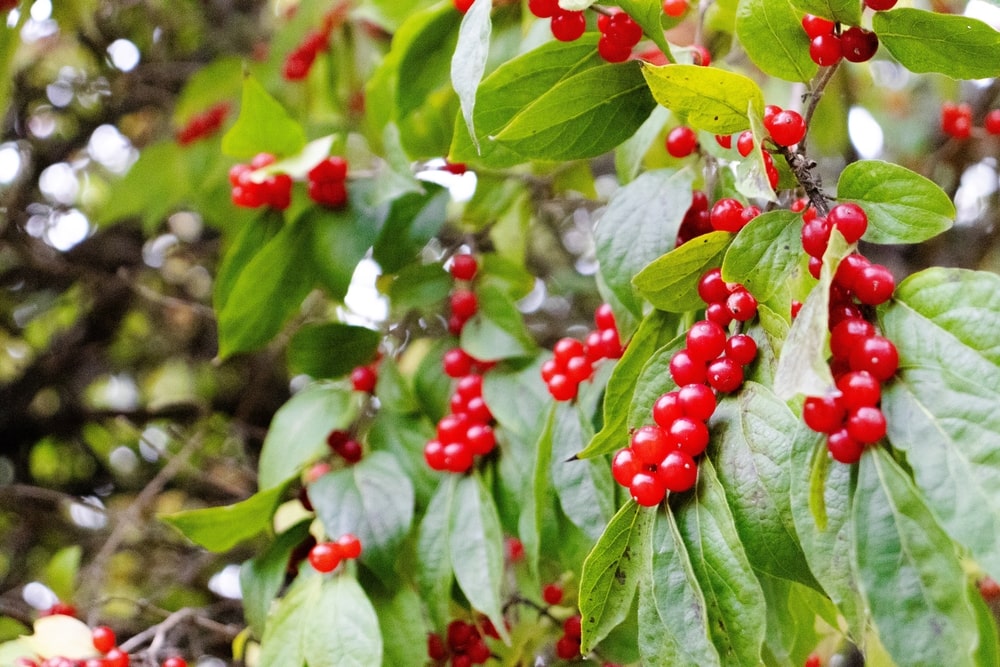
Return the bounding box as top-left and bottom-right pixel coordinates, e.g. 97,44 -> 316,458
777,145 -> 831,217
800,60 -> 841,156
502,595 -> 562,623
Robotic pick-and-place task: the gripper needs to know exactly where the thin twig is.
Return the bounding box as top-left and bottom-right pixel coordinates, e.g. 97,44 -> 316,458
800,62 -> 840,156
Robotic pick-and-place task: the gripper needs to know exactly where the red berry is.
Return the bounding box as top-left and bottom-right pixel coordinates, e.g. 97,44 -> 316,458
564,615 -> 582,640
554,337 -> 586,363
308,542 -> 342,573
833,253 -> 871,291
677,383 -> 716,421
801,217 -> 831,259
438,412 -> 471,445
612,448 -> 642,487
985,110 -> 1000,135
979,577 -> 1000,601
42,602 -> 77,617
670,349 -> 708,386
686,319 -> 727,361
668,416 -> 710,457
162,658 -> 187,667
335,533 -> 362,559
846,406 -> 887,444
451,289 -> 479,320
444,348 -> 475,378
424,440 -> 447,470
942,102 -> 972,139
827,428 -> 864,464
308,156 -> 348,182
629,471 -> 666,506
454,0 -> 475,12
666,126 -> 698,158
706,357 -> 744,393
631,425 -> 672,465
351,365 -> 377,393
805,653 -> 823,667
705,302 -> 734,327
803,395 -> 846,434
506,537 -> 525,562
853,264 -> 895,306
736,130 -> 755,157
598,35 -> 633,63
657,450 -> 698,492
528,0 -> 559,18
726,288 -> 758,322
550,10 -> 586,42
864,0 -> 897,9
428,633 -> 448,660
849,335 -> 899,381
457,374 -> 483,399
836,371 -> 881,410
450,254 -> 478,281
809,33 -> 842,66
725,334 -> 758,366
542,583 -> 564,605
791,300 -> 803,319
467,639 -> 491,664
697,268 -> 730,304
691,44 -> 711,66
652,391 -> 684,430
453,655 -> 473,667
764,109 -> 807,147
605,12 -> 643,47
556,635 -> 581,660
336,438 -> 363,463
840,26 -> 879,63
594,303 -> 617,331
547,374 -> 578,401
801,14 -> 835,38
565,355 -> 594,384
443,442 -> 475,472
92,626 -> 116,654
827,203 -> 867,243
104,648 -> 130,667
715,134 -> 732,149
830,317 -> 876,360
448,620 -> 475,651
466,423 -> 496,455
710,198 -> 746,232
662,0 -> 688,17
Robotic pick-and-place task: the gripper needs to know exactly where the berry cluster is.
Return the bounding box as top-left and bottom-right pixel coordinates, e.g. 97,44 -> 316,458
796,203 -> 900,464
424,373 -> 497,473
307,533 -> 362,573
802,13 -> 879,67
527,0 -> 586,43
14,623 -> 175,667
554,615 -> 582,661
228,153 -> 292,210
596,10 -> 643,63
326,429 -> 363,464
427,620 -> 492,667
541,303 -> 623,401
174,102 -> 230,146
307,156 -> 349,208
611,270 -> 758,506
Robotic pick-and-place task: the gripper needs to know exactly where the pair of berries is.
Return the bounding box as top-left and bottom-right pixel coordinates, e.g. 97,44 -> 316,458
447,252 -> 480,335
229,153 -> 292,210
555,615 -> 582,660
528,0 -> 586,43
802,14 -> 879,66
175,102 -> 229,146
307,156 -> 349,208
709,198 -> 761,234
326,429 -> 363,464
307,533 -> 362,573
425,374 -> 496,473
427,620 -> 491,666
798,201 -> 871,277
541,304 -> 623,402
283,28 -> 331,81
597,10 -> 643,63
940,103 -> 1000,139
697,268 -> 759,329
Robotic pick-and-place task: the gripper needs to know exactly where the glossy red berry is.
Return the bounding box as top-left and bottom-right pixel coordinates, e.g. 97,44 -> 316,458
652,391 -> 684,429
736,130 -> 755,157
686,319 -> 727,361
451,289 -> 479,320
847,406 -> 887,444
715,134 -> 732,149
833,253 -> 871,291
801,217 -> 831,258
840,26 -> 878,63
506,536 -> 525,562
705,302 -> 734,327
864,0 -> 897,9
335,533 -> 362,559
104,648 -> 130,667
631,425 -> 671,465
542,583 -> 564,605
598,35 -> 633,63
450,254 -> 478,281
657,450 -> 698,492
979,577 -> 1000,601
605,12 -> 643,47
803,395 -> 846,434
836,371 -> 881,410
697,268 -> 730,304
670,349 -> 708,386
350,365 -> 377,393
677,383 -> 716,421
547,374 -> 578,401
308,542 -> 342,573
706,357 -> 744,393
827,428 -> 864,464
827,203 -> 868,243
336,438 -> 363,463
466,423 -> 496,455
710,198 -> 746,232
853,264 -> 895,305
550,10 -> 586,42
662,0 -> 688,17
92,626 -> 116,654
764,109 -> 807,147
629,471 -> 666,506
454,0 -> 475,12
809,33 -> 842,66
804,654 -> 822,667
612,448 -> 642,487
444,348 -> 474,378
941,102 -> 972,139
985,110 -> 1000,135
801,14 -> 835,38
849,335 -> 899,381
556,635 -> 581,660
528,0 -> 559,18
830,317 -> 876,360
725,334 -> 758,365
668,417 -> 710,457
666,126 -> 698,158
726,288 -> 758,322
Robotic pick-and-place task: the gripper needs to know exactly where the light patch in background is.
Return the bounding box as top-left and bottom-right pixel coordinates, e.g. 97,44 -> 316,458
107,39 -> 140,72
88,124 -> 137,173
955,159 -> 998,226
208,564 -> 243,600
0,143 -> 21,184
21,0 -> 56,42
22,581 -> 58,610
69,496 -> 107,530
38,162 -> 78,205
45,208 -> 90,251
109,445 -> 139,475
139,426 -> 169,462
848,106 -> 884,160
343,258 -> 388,325
967,0 -> 1000,27
416,159 -> 477,202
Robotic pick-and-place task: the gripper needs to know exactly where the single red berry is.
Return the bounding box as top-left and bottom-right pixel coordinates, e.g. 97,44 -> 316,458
598,35 -> 633,63
808,256 -> 823,280
697,268 -> 730,304
451,289 -> 479,320
92,626 -> 116,654
677,383 -> 716,421
941,102 -> 972,139
631,425 -> 672,465
335,533 -> 363,559
457,374 -> 483,399
556,635 -> 581,660
453,655 -> 473,667
565,355 -> 594,384
595,303 -> 617,331
652,391 -> 684,430
443,441 -> 475,472
612,448 -> 642,487
853,264 -> 895,306
833,253 -> 871,292
550,10 -> 586,42
662,0 -> 688,18
715,134 -> 732,149
542,582 -> 564,605
666,126 -> 699,158
308,156 -> 348,182
840,26 -> 879,63
162,658 -> 188,667
308,542 -> 342,573
801,14 -> 835,38
444,348 -> 475,378
104,648 -> 130,667
630,471 -> 666,506
669,417 -> 710,457
736,130 -> 755,157
605,12 -> 643,47
670,349 -> 708,386
805,653 -> 823,667
985,109 -> 1000,135
706,302 -> 734,327
686,319 -> 727,362
547,374 -> 578,402
801,217 -> 831,259
864,0 -> 897,9
809,33 -> 842,66
691,44 -> 711,66
336,438 -> 363,463
846,406 -> 887,444
803,395 -> 846,434
564,615 -> 582,640
467,638 -> 491,664
725,334 -> 758,366
979,577 -> 1000,601
466,423 -> 496,455
726,288 -> 758,322
425,440 -> 447,470
849,335 -> 899,381
706,357 -> 745,394
42,602 -> 77,617
438,412 -> 471,445
791,300 -> 803,319
657,450 -> 698,492
710,198 -> 746,232
554,337 -> 586,363
830,317 -> 876,360
351,365 -> 377,393
828,203 -> 868,243
450,254 -> 478,281
827,428 -> 864,464
764,109 -> 807,147
454,0 -> 475,12
528,0 -> 559,18
428,633 -> 449,660
836,370 -> 881,410
506,536 -> 525,562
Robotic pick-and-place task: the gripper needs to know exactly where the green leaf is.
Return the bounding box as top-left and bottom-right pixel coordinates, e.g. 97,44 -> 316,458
449,36 -> 603,167
579,310 -> 680,459
735,103 -> 778,202
579,502 -> 655,653
615,105 -> 671,184
373,586 -> 429,667
396,5 -> 462,119
520,404 -> 557,584
880,272 -> 1000,580
386,262 -> 453,312
240,520 -> 312,638
41,546 -> 81,604
308,183 -> 383,301
634,232 -> 731,312
482,356 -> 551,442
257,572 -> 314,667
459,283 -> 537,361
617,0 -> 674,59
640,63 -> 765,134
259,383 -> 360,490
853,449 -> 981,667
366,411 -> 438,505
673,458 -> 767,666
372,185 -> 450,274
451,0 -> 492,152
595,168 -> 695,318
872,8 -> 1000,80
214,211 -> 282,314
450,473 -> 509,642
303,575 -> 383,667
789,426 -> 865,640
551,403 -> 615,540
788,0 -> 860,24
736,0 -> 817,82
221,75 -> 306,159
92,141 -> 190,230
161,483 -> 287,552
216,218 -> 315,358
758,576 -> 840,667
416,477 -> 456,631
288,323 -> 381,379
722,211 -> 803,301
638,511 -> 722,667
492,61 -> 656,161
310,452 -> 415,583
836,160 -> 955,244
626,335 -> 685,429
709,383 -> 817,587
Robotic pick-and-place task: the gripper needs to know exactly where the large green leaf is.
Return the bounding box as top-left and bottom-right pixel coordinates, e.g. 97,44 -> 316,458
451,0 -> 492,152
221,75 -> 306,159
638,511 -> 721,667
880,270 -> 1000,580
214,211 -> 282,314
673,458 -> 766,666
449,473 -> 509,642
626,335 -> 685,429
836,160 -> 954,245
873,8 -> 1000,80
853,449 -> 981,667
416,477 -> 456,631
303,575 -> 383,667
520,405 -> 557,584
482,355 -> 551,442
287,323 -> 381,379
395,5 -> 461,117
240,520 -> 312,638
259,383 -> 360,490
310,452 -> 415,583
492,60 -> 655,161
595,168 -> 695,318
709,383 -> 816,587
257,572 -> 314,667
372,184 -> 450,274
788,0 -> 860,24
308,182 -> 383,301
722,211 -> 803,302
633,231 -> 731,312
579,501 -> 655,653
640,63 -> 764,134
550,403 -> 615,540
366,411 -> 438,506
459,283 -> 537,361
160,483 -> 287,552
372,585 -> 428,667
736,0 -> 817,82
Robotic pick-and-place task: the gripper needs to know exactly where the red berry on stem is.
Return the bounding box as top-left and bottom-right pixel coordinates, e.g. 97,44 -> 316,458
830,317 -> 876,360
595,303 -> 617,331
979,577 -> 1000,601
725,333 -> 758,366
801,14 -> 835,38
840,26 -> 879,63
556,636 -> 580,660
836,371 -> 881,410
803,395 -> 846,434
444,348 -> 474,378
668,417 -> 710,457
715,134 -> 732,149
598,36 -> 633,63
677,383 -> 716,421
528,0 -> 559,18
542,583 -> 564,605
764,109 -> 807,147
605,12 -> 643,47
564,615 -> 582,640
864,0 -> 897,9
454,0 -> 475,12
670,349 -> 708,386
827,428 -> 864,464
697,267 -> 730,304
92,626 -> 116,654
547,374 -> 578,401
666,126 -> 698,158
428,633 -> 448,660
847,406 -> 887,444
351,365 -> 377,393
710,198 -> 746,232
451,289 -> 478,320
809,33 -> 842,66
657,450 -> 698,492
706,357 -> 745,394
828,203 -> 868,243
104,648 -> 130,667
736,130 -> 755,157
652,391 -> 684,429
849,335 -> 899,381
612,448 -> 642,487
550,10 -> 586,42
630,472 -> 666,506
726,289 -> 758,322
162,658 -> 188,667
985,110 -> 1000,135
631,424 -> 671,465
450,254 -> 478,281
853,264 -> 895,306
686,319 -> 727,361
335,533 -> 362,559
662,0 -> 688,17
308,542 -> 342,573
